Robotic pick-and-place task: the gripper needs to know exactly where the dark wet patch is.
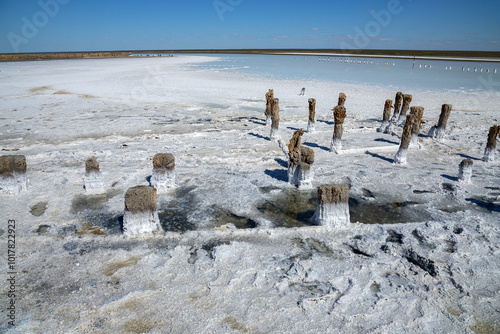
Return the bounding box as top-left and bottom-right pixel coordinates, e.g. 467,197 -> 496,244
0,228 -> 4,236
70,189 -> 122,214
30,202 -> 47,216
158,186 -> 198,232
413,189 -> 434,194
34,225 -> 51,235
442,183 -> 457,193
386,230 -> 404,244
211,208 -> 257,229
202,240 -> 231,260
361,188 -> 375,198
258,186 -> 281,194
257,188 -> 317,228
404,249 -> 438,277
346,244 -> 372,257
258,188 -> 432,227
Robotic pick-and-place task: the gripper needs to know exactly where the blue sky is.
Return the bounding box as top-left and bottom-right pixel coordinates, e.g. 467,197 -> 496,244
0,0 -> 499,53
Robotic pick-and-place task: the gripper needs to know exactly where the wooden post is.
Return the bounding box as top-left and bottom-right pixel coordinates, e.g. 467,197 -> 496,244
123,186 -> 162,235
307,98 -> 316,133
151,153 -> 175,193
397,94 -> 413,125
429,104 -> 452,140
265,89 -> 274,126
311,184 -> 350,226
377,99 -> 393,133
84,156 -> 105,194
483,125 -> 500,162
270,98 -> 280,140
394,114 -> 417,164
287,129 -> 315,189
458,159 -> 473,183
0,155 -> 28,194
390,92 -> 403,122
409,106 -> 425,149
338,93 -> 346,107
331,105 -> 347,154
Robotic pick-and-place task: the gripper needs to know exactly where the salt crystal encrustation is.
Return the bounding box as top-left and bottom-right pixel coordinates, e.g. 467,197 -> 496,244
0,155 -> 29,195
150,153 -> 175,193
123,186 -> 162,236
428,104 -> 452,140
311,184 -> 350,226
83,156 -> 105,194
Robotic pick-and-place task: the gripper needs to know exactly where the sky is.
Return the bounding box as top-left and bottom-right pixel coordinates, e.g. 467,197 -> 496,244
0,0 -> 499,53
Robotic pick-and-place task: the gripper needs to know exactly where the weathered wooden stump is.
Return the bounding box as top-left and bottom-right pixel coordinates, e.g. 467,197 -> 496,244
150,153 -> 175,193
394,114 -> 417,164
83,156 -> 105,194
270,98 -> 280,140
397,94 -> 413,125
377,99 -> 393,133
311,184 -> 350,226
458,159 -> 473,183
338,93 -> 346,107
390,92 -> 403,122
123,186 -> 162,236
428,104 -> 452,140
265,89 -> 274,126
287,129 -> 315,189
307,98 -> 316,133
0,155 -> 29,195
409,106 -> 425,149
330,105 -> 347,154
483,125 -> 500,162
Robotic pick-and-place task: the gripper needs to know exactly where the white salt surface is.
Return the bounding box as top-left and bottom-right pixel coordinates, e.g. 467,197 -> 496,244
0,56 -> 499,333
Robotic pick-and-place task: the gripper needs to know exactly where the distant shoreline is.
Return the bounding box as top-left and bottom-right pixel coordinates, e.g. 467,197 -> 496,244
1,49 -> 500,62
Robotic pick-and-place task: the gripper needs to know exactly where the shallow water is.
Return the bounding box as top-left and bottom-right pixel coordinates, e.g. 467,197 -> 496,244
184,54 -> 500,92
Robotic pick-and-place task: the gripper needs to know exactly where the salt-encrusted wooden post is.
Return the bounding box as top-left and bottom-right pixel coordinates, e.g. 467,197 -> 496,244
397,94 -> 413,125
307,98 -> 316,132
394,114 -> 417,164
409,106 -> 424,149
377,99 -> 393,133
123,186 -> 162,236
458,159 -> 473,183
483,125 -> 500,162
265,89 -> 274,126
0,155 -> 28,195
287,129 -> 315,189
83,156 -> 105,194
390,92 -> 403,122
338,93 -> 346,107
150,153 -> 175,193
330,105 -> 347,154
270,97 -> 280,140
311,184 -> 350,226
429,104 -> 452,140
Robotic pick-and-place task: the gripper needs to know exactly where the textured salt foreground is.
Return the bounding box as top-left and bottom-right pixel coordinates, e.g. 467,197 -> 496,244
0,56 -> 499,333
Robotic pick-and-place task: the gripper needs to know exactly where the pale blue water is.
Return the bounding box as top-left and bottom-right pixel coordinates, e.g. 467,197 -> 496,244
180,53 -> 500,92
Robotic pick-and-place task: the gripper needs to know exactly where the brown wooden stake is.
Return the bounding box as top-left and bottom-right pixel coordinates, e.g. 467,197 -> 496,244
397,94 -> 413,124
394,113 -> 417,164
312,184 -> 350,226
265,89 -> 274,125
331,106 -> 347,153
85,156 -> 100,174
429,104 -> 452,140
307,98 -> 316,132
377,99 -> 393,133
338,93 -> 346,107
483,125 -> 500,162
391,92 -> 403,121
409,106 -> 425,149
270,98 -> 280,140
123,185 -> 162,235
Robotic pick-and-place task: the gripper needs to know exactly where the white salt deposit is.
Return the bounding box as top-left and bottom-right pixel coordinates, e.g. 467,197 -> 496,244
311,202 -> 350,226
150,170 -> 175,193
83,171 -> 105,194
0,55 -> 499,333
123,210 -> 162,236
